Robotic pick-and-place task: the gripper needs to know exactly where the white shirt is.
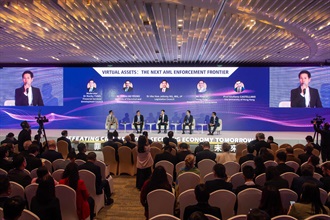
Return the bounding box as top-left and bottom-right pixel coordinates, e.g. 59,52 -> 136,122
300,87 -> 310,107
25,87 -> 33,106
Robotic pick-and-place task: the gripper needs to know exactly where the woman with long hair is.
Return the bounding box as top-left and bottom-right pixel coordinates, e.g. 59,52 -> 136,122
140,166 -> 172,218
254,156 -> 266,177
258,185 -> 284,217
59,162 -> 94,220
30,175 -> 62,220
288,182 -> 329,219
136,135 -> 153,190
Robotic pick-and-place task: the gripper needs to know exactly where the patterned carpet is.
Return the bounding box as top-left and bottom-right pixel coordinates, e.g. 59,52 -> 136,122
96,175 -> 146,220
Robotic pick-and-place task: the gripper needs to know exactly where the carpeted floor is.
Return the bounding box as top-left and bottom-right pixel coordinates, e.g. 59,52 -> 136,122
96,175 -> 146,220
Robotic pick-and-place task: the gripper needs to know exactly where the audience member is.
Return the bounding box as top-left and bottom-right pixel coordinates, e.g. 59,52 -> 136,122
0,147 -> 13,172
307,155 -> 323,175
30,175 -> 62,220
195,142 -> 216,167
31,166 -> 58,185
5,143 -> 18,158
176,143 -> 192,162
183,184 -> 222,220
288,182 -> 329,219
205,163 -> 233,193
321,162 -> 330,192
142,131 -> 153,145
166,131 -> 178,146
291,164 -> 324,197
178,154 -> 200,176
129,133 -> 136,143
66,151 -> 77,163
298,145 -> 314,164
216,142 -> 235,164
1,133 -> 18,145
40,140 -> 63,162
7,154 -> 32,187
59,162 -> 94,220
187,211 -> 208,220
305,135 -> 321,151
239,145 -> 256,165
259,147 -> 274,162
248,133 -> 259,149
286,147 -> 301,164
78,152 -> 113,205
76,143 -> 87,161
247,208 -> 270,220
25,144 -> 42,171
276,151 -> 294,174
193,142 -> 204,156
267,136 -> 278,145
235,165 -> 261,194
20,140 -> 32,157
123,135 -> 136,149
17,120 -> 31,152
259,185 -> 284,217
153,145 -> 176,169
140,166 -> 172,218
2,196 -> 25,220
0,175 -> 10,208
264,166 -> 289,189
136,135 -> 153,190
254,133 -> 270,155
113,130 -> 123,144
254,156 -> 266,177
162,137 -> 177,155
57,130 -> 72,153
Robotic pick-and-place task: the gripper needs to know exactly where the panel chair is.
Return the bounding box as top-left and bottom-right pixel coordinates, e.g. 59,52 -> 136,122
177,172 -> 200,195
118,146 -> 134,176
57,140 -> 69,159
147,189 -> 175,219
102,146 -> 118,175
209,189 -> 236,220
177,189 -> 197,220
237,188 -> 262,215
198,159 -> 216,182
181,118 -> 196,134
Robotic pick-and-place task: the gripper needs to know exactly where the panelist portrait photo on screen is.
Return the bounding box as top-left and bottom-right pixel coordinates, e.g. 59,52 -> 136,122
290,70 -> 322,108
197,80 -> 207,93
234,80 -> 245,93
15,70 -> 44,106
87,79 -> 97,92
160,80 -> 170,93
123,80 -> 133,92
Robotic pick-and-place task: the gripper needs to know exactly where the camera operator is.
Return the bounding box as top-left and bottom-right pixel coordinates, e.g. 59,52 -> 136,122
17,121 -> 31,152
313,120 -> 330,162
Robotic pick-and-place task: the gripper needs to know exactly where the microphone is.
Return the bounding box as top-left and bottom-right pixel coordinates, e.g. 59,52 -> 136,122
303,88 -> 306,95
26,88 -> 29,94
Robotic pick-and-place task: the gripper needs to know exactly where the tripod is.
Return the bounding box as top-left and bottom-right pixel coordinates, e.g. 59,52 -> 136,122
36,113 -> 49,151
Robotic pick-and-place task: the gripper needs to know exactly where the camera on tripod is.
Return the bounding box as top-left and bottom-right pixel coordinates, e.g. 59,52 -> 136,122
311,114 -> 325,126
35,114 -> 49,124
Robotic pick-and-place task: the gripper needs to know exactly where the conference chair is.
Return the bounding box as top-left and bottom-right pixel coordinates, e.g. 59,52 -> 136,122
285,161 -> 300,173
235,143 -> 247,162
270,143 -> 278,153
305,214 -> 330,220
0,168 -> 8,175
118,146 -> 134,176
237,188 -> 262,215
95,160 -> 114,194
52,169 -> 64,182
150,142 -> 163,150
55,184 -> 82,220
57,140 -> 69,159
30,168 -> 38,179
312,148 -> 320,156
320,188 -> 328,204
241,160 -> 256,170
177,172 -> 200,195
280,172 -> 299,188
177,189 -> 197,220
279,144 -> 292,149
255,173 -> 266,186
241,149 -> 247,157
42,159 -> 52,173
271,215 -> 298,220
293,148 -> 304,158
227,215 -> 247,220
279,189 -> 298,212
79,170 -> 105,214
132,146 -> 138,175
147,189 -> 175,219
52,159 -> 69,171
102,146 -> 118,175
75,159 -> 86,166
166,173 -> 173,185
292,144 -> 304,150
0,207 -> 2,219
209,189 -> 236,220
155,160 -> 174,178
264,160 -> 278,168
149,214 -> 180,220
175,161 -> 185,175
18,209 -> 40,220
313,172 -> 323,181
205,214 -> 220,220
24,169 -> 31,175
204,172 -> 216,182
230,172 -> 245,190
224,161 -> 240,177
198,159 -> 216,182
25,183 -> 38,209
9,181 -> 25,198
150,147 -> 162,161
208,119 -> 222,135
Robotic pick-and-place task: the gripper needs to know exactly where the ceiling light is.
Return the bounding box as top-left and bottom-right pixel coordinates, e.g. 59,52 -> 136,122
284,42 -> 294,49
20,44 -> 32,50
18,57 -> 28,61
301,56 -> 309,60
263,55 -> 271,60
70,43 -> 80,49
51,56 -> 60,61
93,55 -> 99,60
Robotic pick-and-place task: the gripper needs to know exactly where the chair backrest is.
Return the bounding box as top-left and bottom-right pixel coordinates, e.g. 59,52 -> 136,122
204,172 -> 216,182
293,148 -> 305,158
177,189 -> 197,220
149,214 -> 180,220
55,184 -> 78,220
150,142 -> 163,150
78,170 -> 97,196
177,172 -> 200,195
305,214 -> 330,220
205,214 -> 220,220
312,149 -> 320,157
198,159 -> 216,182
175,161 -> 185,174
292,144 -> 304,150
95,160 -> 107,180
57,140 -> 69,158
230,172 -> 245,190
155,160 -> 174,178
320,188 -> 328,204
132,146 -> 138,175
224,161 -> 240,177
43,159 -> 52,173
18,209 -> 40,220
313,172 -> 323,181
237,188 -> 262,215
227,215 -> 247,220
217,119 -> 223,131
271,215 -> 298,220
9,181 -> 25,198
52,159 -> 68,171
279,189 -> 298,212
0,168 -> 8,175
209,189 -> 236,220
285,161 -> 300,172
52,169 -> 64,182
264,160 -> 278,168
270,143 -> 278,153
150,147 -> 162,161
280,172 -> 299,188
241,149 -> 247,157
102,146 -> 118,175
75,159 -> 86,166
241,160 -> 256,170
279,144 -> 292,149
118,146 -> 134,176
147,189 -> 175,219
235,143 -> 247,161
255,173 -> 266,186
166,173 -> 173,185
30,168 -> 38,179
0,207 -> 2,219
25,183 -> 39,209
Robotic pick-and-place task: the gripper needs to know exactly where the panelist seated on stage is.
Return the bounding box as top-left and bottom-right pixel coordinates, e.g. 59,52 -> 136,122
207,112 -> 220,135
105,110 -> 118,132
15,70 -> 44,106
133,110 -> 144,134
290,70 -> 322,108
158,109 -> 169,134
182,110 -> 194,134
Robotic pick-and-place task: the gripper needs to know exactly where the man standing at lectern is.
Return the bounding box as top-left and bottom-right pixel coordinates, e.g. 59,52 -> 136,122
290,70 -> 322,108
133,110 -> 144,134
208,112 -> 220,135
158,109 -> 168,134
182,110 -> 193,134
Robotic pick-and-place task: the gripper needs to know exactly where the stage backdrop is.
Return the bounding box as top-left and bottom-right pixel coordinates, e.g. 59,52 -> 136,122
0,66 -> 329,131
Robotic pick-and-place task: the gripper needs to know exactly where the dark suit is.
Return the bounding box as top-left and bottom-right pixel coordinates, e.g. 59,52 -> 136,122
40,150 -> 63,163
0,159 -> 13,172
123,86 -> 133,92
25,154 -> 42,171
238,154 -> 256,165
235,184 -> 262,195
298,153 -> 313,164
158,114 -> 169,132
320,176 -> 330,192
195,150 -> 216,167
30,197 -> 62,220
205,179 -> 233,193
290,87 -> 322,108
182,115 -> 193,134
291,176 -> 324,197
15,86 -> 44,106
254,140 -> 271,155
264,177 -> 289,189
123,141 -> 136,149
176,151 -> 192,162
76,153 -> 87,161
183,203 -> 222,220
276,163 -> 295,174
153,151 -> 177,169
8,168 -> 32,188
57,137 -> 72,152
18,129 -> 31,152
208,116 -> 220,134
133,115 -> 144,133
160,88 -> 169,93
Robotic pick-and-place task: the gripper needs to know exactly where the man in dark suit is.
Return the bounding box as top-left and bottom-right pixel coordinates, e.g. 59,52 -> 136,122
76,143 -> 87,161
176,143 -> 192,162
153,144 -> 177,169
254,133 -> 271,155
195,142 -> 216,167
182,110 -> 193,134
239,145 -> 256,165
78,152 -> 113,205
25,145 -> 42,172
17,121 -> 31,152
158,109 -> 168,133
264,166 -> 289,189
290,70 -> 322,108
15,70 -> 44,106
57,130 -> 72,153
160,80 -> 169,93
183,184 -> 222,220
298,145 -> 313,164
314,121 -> 330,162
205,164 -> 233,193
166,131 -> 177,146
7,154 -> 32,188
0,133 -> 18,145
207,112 -> 220,135
276,151 -> 294,174
40,140 -> 63,162
122,135 -> 136,149
133,110 -> 144,133
320,162 -> 330,192
113,130 -> 123,144
122,80 -> 133,92
0,148 -> 13,172
0,175 -> 10,208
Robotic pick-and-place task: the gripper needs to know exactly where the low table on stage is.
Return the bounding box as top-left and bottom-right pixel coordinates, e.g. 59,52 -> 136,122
171,123 -> 181,133
198,123 -> 207,134
146,123 -> 156,133
120,123 -> 129,132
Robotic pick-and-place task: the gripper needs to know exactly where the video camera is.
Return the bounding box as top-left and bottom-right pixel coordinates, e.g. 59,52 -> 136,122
35,113 -> 49,124
311,114 -> 325,126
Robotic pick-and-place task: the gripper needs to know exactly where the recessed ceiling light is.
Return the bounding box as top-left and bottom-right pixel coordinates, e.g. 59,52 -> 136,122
18,57 -> 28,61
